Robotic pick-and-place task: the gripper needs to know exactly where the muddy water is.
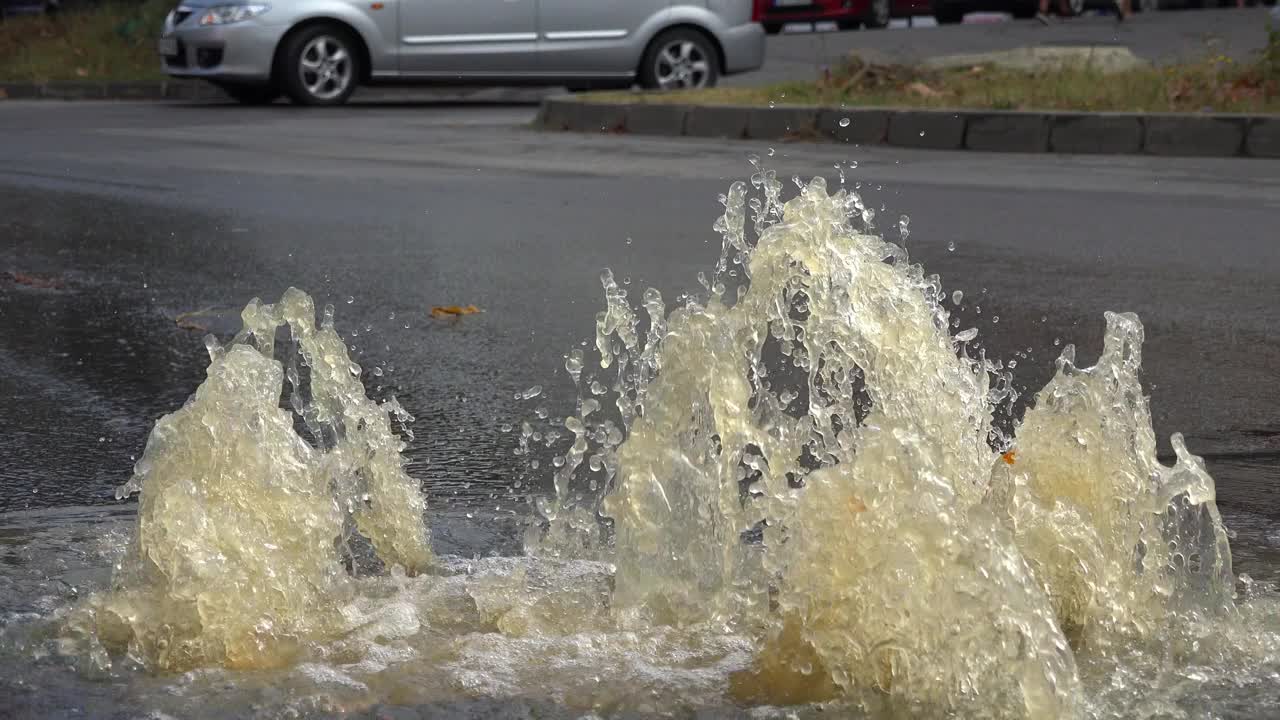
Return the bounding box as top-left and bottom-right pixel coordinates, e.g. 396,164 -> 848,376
2,176 -> 1279,719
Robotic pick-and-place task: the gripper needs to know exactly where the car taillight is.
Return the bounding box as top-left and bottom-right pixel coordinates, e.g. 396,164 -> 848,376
752,0 -> 769,22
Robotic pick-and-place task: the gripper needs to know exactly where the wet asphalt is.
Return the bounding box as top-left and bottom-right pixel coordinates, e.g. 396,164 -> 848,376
0,100 -> 1277,528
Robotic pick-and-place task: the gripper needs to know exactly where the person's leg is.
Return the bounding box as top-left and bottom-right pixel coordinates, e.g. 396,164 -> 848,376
1037,0 -> 1053,22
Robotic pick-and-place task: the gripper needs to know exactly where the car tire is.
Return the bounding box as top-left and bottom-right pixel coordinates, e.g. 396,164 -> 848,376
279,24 -> 361,106
762,22 -> 784,35
217,82 -> 281,105
638,28 -> 719,91
863,0 -> 891,28
836,19 -> 860,31
933,5 -> 965,23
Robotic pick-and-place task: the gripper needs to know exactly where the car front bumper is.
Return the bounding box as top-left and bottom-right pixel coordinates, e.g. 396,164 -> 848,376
159,13 -> 285,82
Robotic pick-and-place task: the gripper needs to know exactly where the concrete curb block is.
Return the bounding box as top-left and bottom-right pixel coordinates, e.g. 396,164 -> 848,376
538,97 -> 1280,159
1050,114 -> 1144,155
1144,115 -> 1247,157
817,109 -> 888,144
684,105 -> 749,139
625,103 -> 689,136
965,112 -> 1050,153
1245,117 -> 1280,158
746,107 -> 817,140
888,111 -> 965,150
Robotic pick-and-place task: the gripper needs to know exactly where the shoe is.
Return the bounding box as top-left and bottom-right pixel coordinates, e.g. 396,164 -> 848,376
1036,11 -> 1051,23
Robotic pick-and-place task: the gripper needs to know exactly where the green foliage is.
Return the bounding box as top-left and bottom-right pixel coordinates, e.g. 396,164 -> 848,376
595,47 -> 1280,115
0,0 -> 171,82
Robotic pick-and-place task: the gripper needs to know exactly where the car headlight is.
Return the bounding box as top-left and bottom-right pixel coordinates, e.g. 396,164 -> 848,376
198,3 -> 269,25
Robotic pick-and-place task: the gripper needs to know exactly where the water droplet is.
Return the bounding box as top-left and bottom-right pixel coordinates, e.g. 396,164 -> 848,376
1053,338 -> 1062,346
625,237 -> 633,245
767,147 -> 776,156
952,290 -> 964,304
956,328 -> 978,342
1008,359 -> 1018,368
519,385 -> 543,400
947,241 -> 956,252
346,296 -> 354,304
992,316 -> 1000,323
388,312 -> 396,320
500,423 -> 513,432
838,117 -> 851,128
918,131 -> 926,137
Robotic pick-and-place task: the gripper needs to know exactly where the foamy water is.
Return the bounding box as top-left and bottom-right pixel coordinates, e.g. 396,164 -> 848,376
2,174 -> 1278,719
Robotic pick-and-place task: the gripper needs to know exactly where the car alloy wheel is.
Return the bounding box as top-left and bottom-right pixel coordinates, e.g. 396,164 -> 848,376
654,39 -> 712,90
298,34 -> 354,103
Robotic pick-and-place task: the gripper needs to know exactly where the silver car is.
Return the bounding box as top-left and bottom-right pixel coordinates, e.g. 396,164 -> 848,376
158,0 -> 766,105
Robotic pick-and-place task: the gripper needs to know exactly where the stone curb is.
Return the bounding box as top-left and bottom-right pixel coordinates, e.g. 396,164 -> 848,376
0,80 -> 228,101
0,82 -> 552,103
535,97 -> 1280,159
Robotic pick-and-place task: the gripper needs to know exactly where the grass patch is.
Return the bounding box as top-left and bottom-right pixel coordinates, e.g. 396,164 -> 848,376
0,0 -> 170,82
592,27 -> 1280,115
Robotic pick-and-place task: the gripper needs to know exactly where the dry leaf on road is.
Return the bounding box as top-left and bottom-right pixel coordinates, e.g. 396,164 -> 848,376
430,305 -> 482,319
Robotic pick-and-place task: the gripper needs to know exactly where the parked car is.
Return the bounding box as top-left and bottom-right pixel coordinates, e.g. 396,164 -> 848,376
758,0 -> 932,33
158,0 -> 766,106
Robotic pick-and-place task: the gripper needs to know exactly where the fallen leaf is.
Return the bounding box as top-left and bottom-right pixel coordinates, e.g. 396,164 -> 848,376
9,272 -> 65,289
174,306 -> 216,331
906,81 -> 943,98
1000,450 -> 1017,465
176,319 -> 209,332
430,304 -> 482,319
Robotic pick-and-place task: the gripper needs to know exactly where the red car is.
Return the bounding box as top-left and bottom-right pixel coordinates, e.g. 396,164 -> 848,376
755,0 -> 931,33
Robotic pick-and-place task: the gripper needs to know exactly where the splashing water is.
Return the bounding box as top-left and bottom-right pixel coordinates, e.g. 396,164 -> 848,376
66,288 -> 432,672
531,173 -> 1263,716
14,173 -> 1279,719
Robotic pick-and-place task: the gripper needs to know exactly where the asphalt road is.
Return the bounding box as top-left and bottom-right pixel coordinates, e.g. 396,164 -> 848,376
0,101 -> 1277,524
730,7 -> 1274,85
